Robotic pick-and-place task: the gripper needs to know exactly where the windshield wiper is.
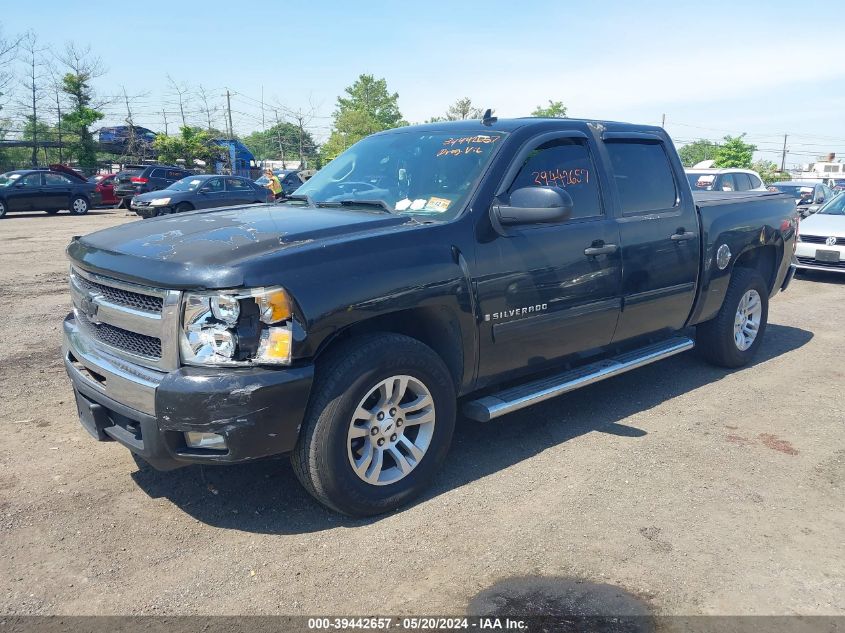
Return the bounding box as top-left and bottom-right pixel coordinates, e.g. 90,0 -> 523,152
286,193 -> 316,206
316,199 -> 393,214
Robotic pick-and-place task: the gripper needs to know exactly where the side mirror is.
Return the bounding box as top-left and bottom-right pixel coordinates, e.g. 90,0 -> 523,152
14,182 -> 26,188
493,186 -> 573,226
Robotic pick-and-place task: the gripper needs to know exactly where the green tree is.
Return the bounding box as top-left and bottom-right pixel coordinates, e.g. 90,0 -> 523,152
152,125 -> 222,167
322,74 -> 406,160
751,159 -> 788,184
242,121 -> 317,165
713,134 -> 756,169
531,100 -> 568,118
678,139 -> 720,167
58,44 -> 104,172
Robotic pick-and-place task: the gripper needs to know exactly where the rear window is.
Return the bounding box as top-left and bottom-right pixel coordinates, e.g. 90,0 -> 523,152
117,169 -> 143,180
606,140 -> 677,214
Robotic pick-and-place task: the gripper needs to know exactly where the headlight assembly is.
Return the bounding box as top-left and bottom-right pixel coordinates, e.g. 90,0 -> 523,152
149,197 -> 172,206
179,287 -> 296,367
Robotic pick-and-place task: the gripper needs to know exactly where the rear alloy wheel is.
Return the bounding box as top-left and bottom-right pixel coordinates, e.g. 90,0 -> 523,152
69,196 -> 89,215
697,267 -> 769,368
0,199 -> 6,218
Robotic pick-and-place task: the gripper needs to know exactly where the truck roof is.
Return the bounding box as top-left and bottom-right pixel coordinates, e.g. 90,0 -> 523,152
373,117 -> 666,136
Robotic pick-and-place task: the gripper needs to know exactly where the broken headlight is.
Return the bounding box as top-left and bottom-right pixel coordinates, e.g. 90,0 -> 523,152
179,288 -> 295,366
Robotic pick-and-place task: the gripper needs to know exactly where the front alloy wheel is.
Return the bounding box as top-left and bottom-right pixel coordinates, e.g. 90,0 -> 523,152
347,375 -> 436,486
733,289 -> 762,351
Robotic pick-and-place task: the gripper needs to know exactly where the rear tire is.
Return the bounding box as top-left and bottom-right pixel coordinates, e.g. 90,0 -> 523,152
0,199 -> 6,218
697,267 -> 769,368
292,333 -> 456,516
69,196 -> 89,215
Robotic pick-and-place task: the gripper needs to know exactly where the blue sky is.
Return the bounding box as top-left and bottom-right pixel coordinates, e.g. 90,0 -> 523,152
1,0 -> 839,166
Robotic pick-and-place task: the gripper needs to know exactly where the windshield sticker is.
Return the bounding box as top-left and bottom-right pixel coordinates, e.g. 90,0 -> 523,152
190,179 -> 202,186
410,199 -> 427,211
695,175 -> 716,187
443,135 -> 502,147
532,168 -> 589,187
438,146 -> 485,157
423,197 -> 451,212
394,198 -> 412,211
8,174 -> 20,180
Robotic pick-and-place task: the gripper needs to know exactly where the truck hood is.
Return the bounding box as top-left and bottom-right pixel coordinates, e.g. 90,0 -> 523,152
68,203 -> 415,289
800,213 -> 845,238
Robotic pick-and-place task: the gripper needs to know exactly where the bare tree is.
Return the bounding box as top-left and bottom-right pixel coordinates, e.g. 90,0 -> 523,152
166,75 -> 190,129
17,32 -> 48,166
276,98 -> 319,169
196,84 -> 218,132
0,26 -> 20,107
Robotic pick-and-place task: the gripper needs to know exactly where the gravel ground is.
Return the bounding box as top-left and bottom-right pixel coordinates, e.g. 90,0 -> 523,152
0,209 -> 842,616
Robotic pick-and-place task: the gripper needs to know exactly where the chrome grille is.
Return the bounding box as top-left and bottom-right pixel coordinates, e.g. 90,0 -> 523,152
71,270 -> 163,313
800,235 -> 842,245
76,311 -> 162,359
796,256 -> 845,269
69,266 -> 180,371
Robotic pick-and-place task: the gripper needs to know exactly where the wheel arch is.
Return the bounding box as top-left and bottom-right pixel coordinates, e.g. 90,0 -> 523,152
732,244 -> 779,296
312,306 -> 467,395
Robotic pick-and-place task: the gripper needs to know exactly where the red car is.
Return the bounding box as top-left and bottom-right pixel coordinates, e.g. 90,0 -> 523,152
88,173 -> 118,206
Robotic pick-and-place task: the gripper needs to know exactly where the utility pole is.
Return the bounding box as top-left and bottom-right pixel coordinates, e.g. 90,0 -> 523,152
780,134 -> 788,172
273,110 -> 285,168
226,89 -> 234,139
162,109 -> 169,136
661,113 -> 665,128
297,113 -> 305,169
55,90 -> 62,163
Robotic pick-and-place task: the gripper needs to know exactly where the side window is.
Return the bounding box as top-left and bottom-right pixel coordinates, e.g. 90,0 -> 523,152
225,178 -> 250,191
19,173 -> 42,187
733,173 -> 752,191
749,174 -> 762,189
717,174 -> 736,191
44,173 -> 73,186
508,138 -> 602,220
605,140 -> 677,214
201,178 -> 224,192
150,168 -> 165,179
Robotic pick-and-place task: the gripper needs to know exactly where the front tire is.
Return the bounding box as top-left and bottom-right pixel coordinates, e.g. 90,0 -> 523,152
174,202 -> 193,214
69,196 -> 89,215
697,267 -> 769,368
292,333 -> 456,516
0,199 -> 7,218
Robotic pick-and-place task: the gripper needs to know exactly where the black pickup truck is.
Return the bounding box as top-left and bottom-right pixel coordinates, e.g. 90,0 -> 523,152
63,117 -> 797,516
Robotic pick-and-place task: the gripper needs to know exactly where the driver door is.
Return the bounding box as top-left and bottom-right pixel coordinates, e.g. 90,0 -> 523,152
196,177 -> 226,209
473,132 -> 623,384
8,173 -> 44,211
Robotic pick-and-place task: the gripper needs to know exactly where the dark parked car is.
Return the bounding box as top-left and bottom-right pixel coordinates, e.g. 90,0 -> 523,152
130,174 -> 273,218
255,169 -> 305,196
88,173 -> 118,206
113,164 -> 194,209
64,117 -> 796,516
98,126 -> 157,154
767,180 -> 834,217
0,166 -> 101,218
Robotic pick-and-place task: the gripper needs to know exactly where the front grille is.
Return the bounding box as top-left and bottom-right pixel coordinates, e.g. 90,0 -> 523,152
796,256 -> 845,269
72,271 -> 163,313
800,235 -> 842,245
76,311 -> 162,359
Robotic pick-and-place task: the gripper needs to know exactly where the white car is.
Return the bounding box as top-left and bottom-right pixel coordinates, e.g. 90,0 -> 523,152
795,192 -> 845,273
686,168 -> 768,193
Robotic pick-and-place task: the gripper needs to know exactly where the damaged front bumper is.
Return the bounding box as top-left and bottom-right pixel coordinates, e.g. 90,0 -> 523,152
62,313 -> 313,470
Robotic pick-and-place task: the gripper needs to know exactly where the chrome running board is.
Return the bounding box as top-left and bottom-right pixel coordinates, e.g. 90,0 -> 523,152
462,336 -> 695,422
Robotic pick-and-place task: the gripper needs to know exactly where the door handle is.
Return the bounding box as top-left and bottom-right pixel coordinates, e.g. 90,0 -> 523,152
584,243 -> 619,256
671,232 -> 697,242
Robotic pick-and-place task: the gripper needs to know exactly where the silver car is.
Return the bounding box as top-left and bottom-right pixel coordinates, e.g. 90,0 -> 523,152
795,192 -> 845,273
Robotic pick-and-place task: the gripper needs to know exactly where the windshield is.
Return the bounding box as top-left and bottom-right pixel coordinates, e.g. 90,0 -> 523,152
294,130 -> 507,219
687,172 -> 718,191
167,176 -> 205,192
768,184 -> 814,201
0,172 -> 22,187
818,192 -> 845,215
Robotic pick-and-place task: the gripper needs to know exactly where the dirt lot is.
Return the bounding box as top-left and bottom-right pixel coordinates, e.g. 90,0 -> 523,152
0,209 -> 843,617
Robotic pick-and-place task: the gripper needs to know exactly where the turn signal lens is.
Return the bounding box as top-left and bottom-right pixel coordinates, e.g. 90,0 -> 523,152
256,289 -> 291,324
256,327 -> 292,364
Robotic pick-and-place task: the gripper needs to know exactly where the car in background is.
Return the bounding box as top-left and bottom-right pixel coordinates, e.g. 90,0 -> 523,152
130,174 -> 272,218
767,180 -> 834,218
831,178 -> 845,192
686,168 -> 767,192
88,173 -> 118,206
114,164 -> 194,209
98,126 -> 158,154
0,166 -> 101,218
795,191 -> 845,273
255,169 -> 306,197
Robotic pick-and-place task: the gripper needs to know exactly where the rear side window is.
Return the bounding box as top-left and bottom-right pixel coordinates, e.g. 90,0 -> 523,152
150,168 -> 166,179
225,178 -> 251,191
508,138 -> 602,220
605,140 -> 677,214
733,173 -> 752,191
749,174 -> 762,189
44,173 -> 73,186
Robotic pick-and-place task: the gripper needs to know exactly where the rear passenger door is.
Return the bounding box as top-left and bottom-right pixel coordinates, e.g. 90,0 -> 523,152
43,173 -> 74,209
600,133 -> 700,343
224,177 -> 254,205
715,173 -> 736,191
